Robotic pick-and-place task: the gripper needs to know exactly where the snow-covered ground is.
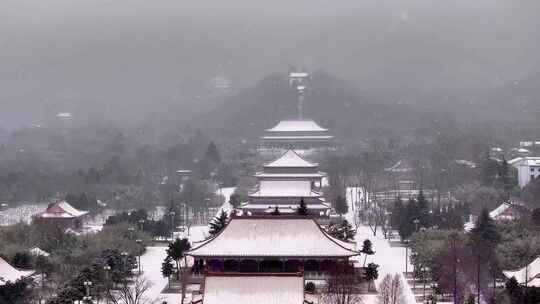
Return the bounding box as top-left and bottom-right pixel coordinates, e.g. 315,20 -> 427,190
346,187 -> 417,304
141,187 -> 235,302
140,246 -> 180,303
0,203 -> 47,226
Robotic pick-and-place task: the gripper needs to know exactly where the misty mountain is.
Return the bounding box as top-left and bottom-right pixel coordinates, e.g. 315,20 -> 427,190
194,72 -> 453,142
478,69 -> 540,124
1,0 -> 539,129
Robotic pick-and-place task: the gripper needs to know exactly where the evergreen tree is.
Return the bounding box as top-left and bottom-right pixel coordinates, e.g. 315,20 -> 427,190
229,193 -> 242,208
34,255 -> 53,289
360,239 -> 375,266
334,195 -> 348,216
327,219 -> 355,241
0,278 -> 33,304
471,208 -> 500,246
365,263 -> 379,291
205,141 -> 221,164
399,199 -> 416,240
416,191 -> 431,228
209,210 -> 229,236
390,197 -> 404,229
166,238 -> 191,279
480,153 -> 499,186
161,255 -> 174,289
297,197 -> 308,216
470,208 -> 500,304
446,206 -> 464,230
271,206 -> 281,215
11,252 -> 32,269
532,208 -> 540,226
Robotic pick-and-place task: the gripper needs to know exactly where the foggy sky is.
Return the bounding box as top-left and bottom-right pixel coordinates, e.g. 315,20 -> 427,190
1,0 -> 539,128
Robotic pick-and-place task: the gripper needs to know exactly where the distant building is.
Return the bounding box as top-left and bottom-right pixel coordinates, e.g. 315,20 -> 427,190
39,201 -> 88,230
288,71 -> 310,86
209,76 -> 232,92
0,257 -> 34,286
56,112 -> 73,121
508,157 -> 540,188
193,272 -> 305,304
240,150 -> 330,218
29,247 -> 50,257
503,256 -> 540,287
489,202 -> 529,221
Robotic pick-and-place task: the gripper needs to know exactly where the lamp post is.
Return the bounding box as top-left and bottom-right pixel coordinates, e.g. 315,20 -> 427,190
121,251 -> 129,279
138,219 -> 145,231
128,227 -> 135,240
411,218 -> 420,292
204,198 -> 211,222
422,266 -> 427,303
136,239 -> 143,275
413,218 -> 420,232
103,265 -> 111,304
83,281 -> 92,303
169,211 -> 176,241
404,239 -> 409,274
446,232 -> 459,304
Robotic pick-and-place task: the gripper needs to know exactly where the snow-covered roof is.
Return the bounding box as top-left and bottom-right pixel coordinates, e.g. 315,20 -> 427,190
241,203 -> 330,211
188,217 -> 359,258
29,247 -> 50,257
490,203 -> 512,220
0,257 -> 34,286
254,172 -> 325,179
454,159 -> 477,168
289,72 -> 309,78
202,273 -> 304,304
261,135 -> 334,140
264,150 -> 317,168
503,257 -> 540,285
256,180 -> 315,197
385,160 -> 412,172
41,201 -> 88,219
56,112 -> 73,119
267,120 -> 327,132
508,157 -> 540,167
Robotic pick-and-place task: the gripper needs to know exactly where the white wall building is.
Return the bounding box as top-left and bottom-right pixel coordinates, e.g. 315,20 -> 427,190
508,157 -> 540,188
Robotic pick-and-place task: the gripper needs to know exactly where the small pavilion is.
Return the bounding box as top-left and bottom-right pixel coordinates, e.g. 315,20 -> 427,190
188,216 -> 358,275
39,201 -> 88,230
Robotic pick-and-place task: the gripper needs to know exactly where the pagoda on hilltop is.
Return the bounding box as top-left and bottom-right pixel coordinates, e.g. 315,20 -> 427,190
259,69 -> 334,152
239,150 -> 330,218
260,120 -> 334,149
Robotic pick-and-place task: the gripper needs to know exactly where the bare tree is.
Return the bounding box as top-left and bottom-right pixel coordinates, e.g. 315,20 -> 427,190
109,276 -> 158,304
367,204 -> 386,237
322,262 -> 363,304
378,274 -> 405,304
